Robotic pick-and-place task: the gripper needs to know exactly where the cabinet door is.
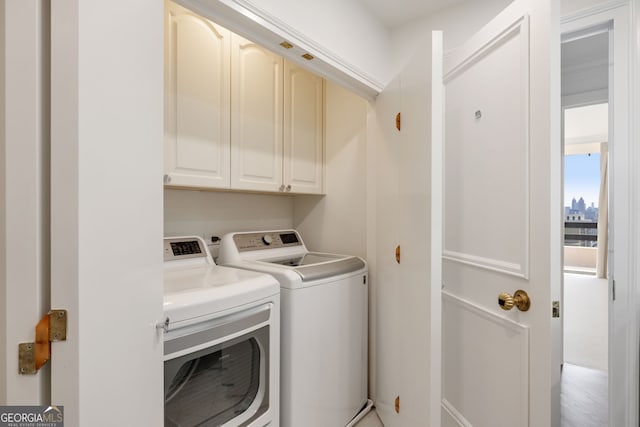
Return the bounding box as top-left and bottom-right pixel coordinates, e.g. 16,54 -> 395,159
231,34 -> 284,192
164,2 -> 231,188
284,61 -> 324,194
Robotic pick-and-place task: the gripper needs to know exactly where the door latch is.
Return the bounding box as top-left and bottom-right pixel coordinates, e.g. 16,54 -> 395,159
552,301 -> 560,318
19,310 -> 67,375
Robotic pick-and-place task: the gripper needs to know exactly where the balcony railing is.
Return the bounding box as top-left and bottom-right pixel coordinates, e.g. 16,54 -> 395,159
564,221 -> 598,247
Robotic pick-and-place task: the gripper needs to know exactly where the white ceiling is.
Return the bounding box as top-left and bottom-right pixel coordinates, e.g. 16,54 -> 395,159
357,0 -> 467,28
561,32 -> 608,72
561,32 -> 609,99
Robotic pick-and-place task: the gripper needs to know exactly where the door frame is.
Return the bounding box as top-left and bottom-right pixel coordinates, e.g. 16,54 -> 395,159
561,2 -> 638,426
429,31 -> 443,427
0,0 -> 50,404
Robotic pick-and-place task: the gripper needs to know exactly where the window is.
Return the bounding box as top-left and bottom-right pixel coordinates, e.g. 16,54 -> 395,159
564,153 -> 600,247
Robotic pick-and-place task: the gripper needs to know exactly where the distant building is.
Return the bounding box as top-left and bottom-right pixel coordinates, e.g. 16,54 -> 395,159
566,196 -> 598,222
577,197 -> 586,213
566,213 -> 585,221
585,206 -> 599,221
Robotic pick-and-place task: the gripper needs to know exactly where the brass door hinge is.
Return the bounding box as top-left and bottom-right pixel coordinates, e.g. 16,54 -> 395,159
395,245 -> 401,264
395,113 -> 401,131
395,395 -> 400,413
19,310 -> 67,375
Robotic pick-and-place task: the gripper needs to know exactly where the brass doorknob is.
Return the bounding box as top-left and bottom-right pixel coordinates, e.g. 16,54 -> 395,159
498,290 -> 530,312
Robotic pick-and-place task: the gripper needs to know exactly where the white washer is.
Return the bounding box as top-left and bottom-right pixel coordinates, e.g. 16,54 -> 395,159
163,236 -> 280,427
218,230 -> 369,427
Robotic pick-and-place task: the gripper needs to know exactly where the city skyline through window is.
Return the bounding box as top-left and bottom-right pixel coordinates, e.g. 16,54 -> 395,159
565,152 -> 601,216
564,152 -> 601,247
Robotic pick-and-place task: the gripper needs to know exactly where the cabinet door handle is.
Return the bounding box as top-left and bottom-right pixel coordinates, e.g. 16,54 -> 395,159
285,185 -> 292,192
279,184 -> 285,192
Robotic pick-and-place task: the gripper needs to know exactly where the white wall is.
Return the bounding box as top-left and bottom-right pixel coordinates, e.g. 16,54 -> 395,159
293,82 -> 368,259
387,0 -> 513,81
565,246 -> 598,270
165,189 -> 294,241
177,0 -> 390,97
564,274 -> 608,370
564,103 -> 608,145
236,0 -> 392,85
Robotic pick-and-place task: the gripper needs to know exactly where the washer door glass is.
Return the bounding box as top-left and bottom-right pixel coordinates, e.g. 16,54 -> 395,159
164,327 -> 268,427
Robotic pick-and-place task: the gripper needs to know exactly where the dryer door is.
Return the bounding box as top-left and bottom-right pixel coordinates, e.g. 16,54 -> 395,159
164,312 -> 271,427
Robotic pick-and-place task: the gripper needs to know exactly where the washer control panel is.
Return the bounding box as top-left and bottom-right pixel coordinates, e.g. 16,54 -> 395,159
234,231 -> 302,252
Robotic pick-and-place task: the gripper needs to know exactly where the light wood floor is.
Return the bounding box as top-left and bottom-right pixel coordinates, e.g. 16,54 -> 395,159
561,363 -> 608,427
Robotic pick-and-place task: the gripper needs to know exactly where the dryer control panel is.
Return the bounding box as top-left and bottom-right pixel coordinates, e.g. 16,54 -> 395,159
234,231 -> 303,252
164,236 -> 210,262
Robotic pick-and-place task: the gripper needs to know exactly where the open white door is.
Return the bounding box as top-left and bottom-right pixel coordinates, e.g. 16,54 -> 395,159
435,1 -> 561,425
50,1 -> 164,425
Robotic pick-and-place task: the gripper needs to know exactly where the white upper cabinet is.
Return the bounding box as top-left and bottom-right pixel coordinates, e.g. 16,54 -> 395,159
230,40 -> 324,194
164,3 -> 324,194
230,34 -> 284,192
284,60 -> 324,194
164,2 -> 231,189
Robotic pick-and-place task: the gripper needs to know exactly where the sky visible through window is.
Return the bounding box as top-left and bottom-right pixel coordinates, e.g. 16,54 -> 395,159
564,153 -> 601,208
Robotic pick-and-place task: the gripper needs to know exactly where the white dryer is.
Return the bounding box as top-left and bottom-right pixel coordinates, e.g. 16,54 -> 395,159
218,230 -> 369,427
163,236 -> 280,427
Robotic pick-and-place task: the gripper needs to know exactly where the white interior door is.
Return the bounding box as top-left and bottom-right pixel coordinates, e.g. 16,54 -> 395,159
436,1 -> 561,425
50,1 -> 164,425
